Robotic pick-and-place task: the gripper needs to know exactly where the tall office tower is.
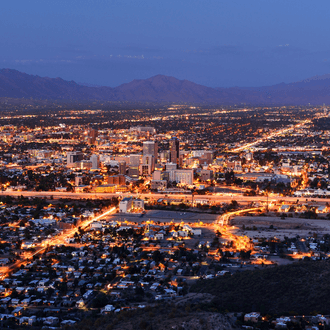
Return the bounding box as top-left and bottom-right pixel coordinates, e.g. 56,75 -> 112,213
128,154 -> 140,178
169,137 -> 180,166
119,161 -> 126,175
130,154 -> 140,166
140,154 -> 155,175
143,141 -> 158,161
88,128 -> 98,144
67,151 -> 84,167
90,154 -> 100,169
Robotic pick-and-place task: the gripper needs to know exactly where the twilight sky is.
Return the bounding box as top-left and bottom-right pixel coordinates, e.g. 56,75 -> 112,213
1,0 -> 330,87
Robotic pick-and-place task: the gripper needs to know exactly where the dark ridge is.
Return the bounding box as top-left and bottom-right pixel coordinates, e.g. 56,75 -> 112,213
1,68 -> 330,105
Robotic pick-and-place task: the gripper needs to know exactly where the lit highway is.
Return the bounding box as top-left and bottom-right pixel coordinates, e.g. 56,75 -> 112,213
0,207 -> 117,279
214,207 -> 265,252
37,206 -> 117,249
1,190 -> 328,205
230,119 -> 310,153
216,206 -> 266,226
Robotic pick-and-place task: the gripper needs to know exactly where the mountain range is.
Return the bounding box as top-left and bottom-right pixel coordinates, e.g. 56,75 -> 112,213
1,68 -> 330,105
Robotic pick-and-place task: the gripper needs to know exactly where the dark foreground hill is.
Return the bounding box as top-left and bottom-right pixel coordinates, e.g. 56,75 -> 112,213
2,68 -> 330,104
191,260 -> 330,315
72,303 -> 234,330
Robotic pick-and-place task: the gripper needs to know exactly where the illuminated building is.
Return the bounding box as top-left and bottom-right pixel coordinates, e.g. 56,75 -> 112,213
143,141 -> 158,160
129,154 -> 140,178
169,137 -> 180,166
88,128 -> 98,144
67,151 -> 83,167
119,161 -> 126,175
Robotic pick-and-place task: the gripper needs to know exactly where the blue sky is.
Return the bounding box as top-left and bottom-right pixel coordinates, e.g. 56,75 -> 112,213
1,0 -> 330,87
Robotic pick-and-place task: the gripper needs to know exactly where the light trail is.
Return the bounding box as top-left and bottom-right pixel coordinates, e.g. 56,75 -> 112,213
1,207 -> 117,279
230,119 -> 310,153
3,190 -> 330,206
38,206 -> 117,249
214,206 -> 265,252
217,207 -> 265,226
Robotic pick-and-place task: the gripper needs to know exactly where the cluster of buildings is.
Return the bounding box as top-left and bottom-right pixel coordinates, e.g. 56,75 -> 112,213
0,202 -> 216,327
3,192 -> 328,327
0,106 -> 329,327
1,110 -> 330,201
0,194 -> 328,327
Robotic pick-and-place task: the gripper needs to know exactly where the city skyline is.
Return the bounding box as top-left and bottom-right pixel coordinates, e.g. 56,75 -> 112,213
0,101 -> 328,328
1,1 -> 330,328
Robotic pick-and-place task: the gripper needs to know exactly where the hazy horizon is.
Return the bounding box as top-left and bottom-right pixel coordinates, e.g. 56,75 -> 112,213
1,1 -> 330,88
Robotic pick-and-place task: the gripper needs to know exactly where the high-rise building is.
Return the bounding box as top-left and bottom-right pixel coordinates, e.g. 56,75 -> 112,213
90,154 -> 100,169
199,151 -> 213,165
129,154 -> 140,166
191,150 -> 213,165
88,128 -> 98,145
169,137 -> 180,166
142,154 -> 154,166
140,154 -> 155,175
153,170 -> 162,181
166,162 -> 177,171
129,154 -> 140,178
143,141 -> 158,160
129,167 -> 139,178
67,151 -> 83,167
119,161 -> 126,175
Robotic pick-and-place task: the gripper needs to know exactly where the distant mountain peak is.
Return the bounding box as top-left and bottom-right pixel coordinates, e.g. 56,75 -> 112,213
298,74 -> 330,83
1,68 -> 330,105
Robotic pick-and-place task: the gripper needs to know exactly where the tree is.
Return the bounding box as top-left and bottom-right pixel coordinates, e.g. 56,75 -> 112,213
239,250 -> 251,260
91,293 -> 108,308
225,170 -> 235,185
212,236 -> 220,247
228,200 -> 239,210
135,285 -> 145,296
152,250 -> 163,263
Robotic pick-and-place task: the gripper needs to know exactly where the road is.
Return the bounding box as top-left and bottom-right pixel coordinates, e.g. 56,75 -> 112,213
1,190 -> 327,205
38,206 -> 117,248
214,207 -> 265,251
230,119 -> 310,153
1,207 -> 117,279
217,206 -> 266,226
